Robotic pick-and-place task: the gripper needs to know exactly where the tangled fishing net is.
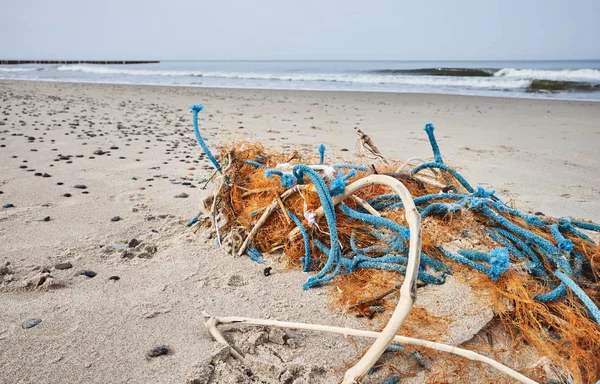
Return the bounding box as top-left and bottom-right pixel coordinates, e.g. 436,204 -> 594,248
188,104 -> 600,383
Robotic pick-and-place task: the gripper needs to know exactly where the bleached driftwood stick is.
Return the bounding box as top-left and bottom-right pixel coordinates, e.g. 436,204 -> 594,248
331,175 -> 421,383
202,311 -> 244,360
203,313 -> 538,384
236,187 -> 300,257
354,126 -> 389,164
352,195 -> 381,217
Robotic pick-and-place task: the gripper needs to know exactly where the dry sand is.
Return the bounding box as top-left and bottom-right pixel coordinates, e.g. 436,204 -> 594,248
1,80 -> 599,383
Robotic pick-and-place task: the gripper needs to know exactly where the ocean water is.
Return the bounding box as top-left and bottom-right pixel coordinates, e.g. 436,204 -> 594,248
1,60 -> 600,101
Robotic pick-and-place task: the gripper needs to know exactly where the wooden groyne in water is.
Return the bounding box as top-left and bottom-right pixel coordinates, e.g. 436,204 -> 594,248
0,60 -> 159,65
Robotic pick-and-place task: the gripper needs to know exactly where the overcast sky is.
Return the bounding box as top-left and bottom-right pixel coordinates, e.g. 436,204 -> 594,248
1,0 -> 598,61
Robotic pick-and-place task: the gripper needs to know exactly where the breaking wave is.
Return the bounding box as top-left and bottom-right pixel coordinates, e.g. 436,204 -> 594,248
0,67 -> 41,72
56,65 -> 530,88
495,68 -> 600,81
371,68 -> 497,77
57,65 -> 205,77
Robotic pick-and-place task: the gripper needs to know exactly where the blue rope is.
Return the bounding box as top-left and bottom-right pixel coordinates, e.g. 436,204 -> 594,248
338,203 -> 410,239
332,163 -> 371,172
469,199 -> 572,275
572,221 -> 600,232
247,244 -> 266,264
549,224 -> 574,253
265,169 -> 295,188
243,160 -> 265,168
420,202 -> 461,217
424,122 -> 444,164
412,162 -> 474,193
441,248 -> 510,281
534,282 -> 567,303
318,143 -> 326,165
559,218 -> 595,243
329,169 -> 356,197
292,165 -> 341,289
554,270 -> 600,324
288,211 -> 311,272
187,213 -> 200,227
190,104 -> 221,172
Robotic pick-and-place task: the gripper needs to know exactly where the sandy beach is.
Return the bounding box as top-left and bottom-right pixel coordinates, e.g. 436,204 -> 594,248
1,80 -> 599,383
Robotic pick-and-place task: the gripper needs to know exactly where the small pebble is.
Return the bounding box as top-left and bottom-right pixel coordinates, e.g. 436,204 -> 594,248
73,184 -> 87,189
43,216 -> 51,222
79,270 -> 97,278
3,203 -> 15,208
55,262 -> 73,270
57,182 -> 64,185
63,193 -> 72,197
111,216 -> 121,222
108,276 -> 120,281
42,173 -> 51,178
174,192 -> 189,198
147,346 -> 170,358
263,267 -> 272,277
128,238 -> 140,248
22,319 -> 42,329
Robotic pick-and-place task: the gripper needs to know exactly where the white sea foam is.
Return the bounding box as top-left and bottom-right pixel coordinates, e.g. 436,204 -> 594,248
495,68 -> 600,81
57,65 -> 205,77
0,67 -> 40,72
56,65 -> 530,88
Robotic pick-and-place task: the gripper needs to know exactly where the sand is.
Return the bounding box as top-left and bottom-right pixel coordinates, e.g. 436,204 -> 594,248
1,80 -> 599,383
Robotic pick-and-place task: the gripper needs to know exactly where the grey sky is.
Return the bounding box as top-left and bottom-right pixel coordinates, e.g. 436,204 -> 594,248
1,0 -> 598,60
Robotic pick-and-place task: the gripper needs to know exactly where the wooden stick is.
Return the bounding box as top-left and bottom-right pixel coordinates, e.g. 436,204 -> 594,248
204,313 -> 538,384
242,187 -> 277,197
201,311 -> 244,360
334,175 -> 421,383
352,195 -> 381,217
354,126 -> 389,163
348,284 -> 401,309
277,196 -> 291,224
236,187 -> 300,257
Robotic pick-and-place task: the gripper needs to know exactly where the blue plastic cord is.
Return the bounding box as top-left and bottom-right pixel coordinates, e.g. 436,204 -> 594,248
332,163 -> 371,172
187,213 -> 200,227
441,248 -> 510,281
243,160 -> 265,168
549,224 -> 574,253
292,165 -> 342,289
288,211 -> 311,272
469,199 -> 572,275
572,221 -> 600,232
190,104 -> 221,172
424,122 -> 444,164
554,270 -> 600,324
338,203 -> 410,239
265,169 -> 295,188
329,169 -> 356,197
318,143 -> 326,165
412,162 -> 474,193
247,244 -> 266,264
420,202 -> 461,217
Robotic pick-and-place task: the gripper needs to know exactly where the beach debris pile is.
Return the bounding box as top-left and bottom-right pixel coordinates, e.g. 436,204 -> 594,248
187,104 -> 600,383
